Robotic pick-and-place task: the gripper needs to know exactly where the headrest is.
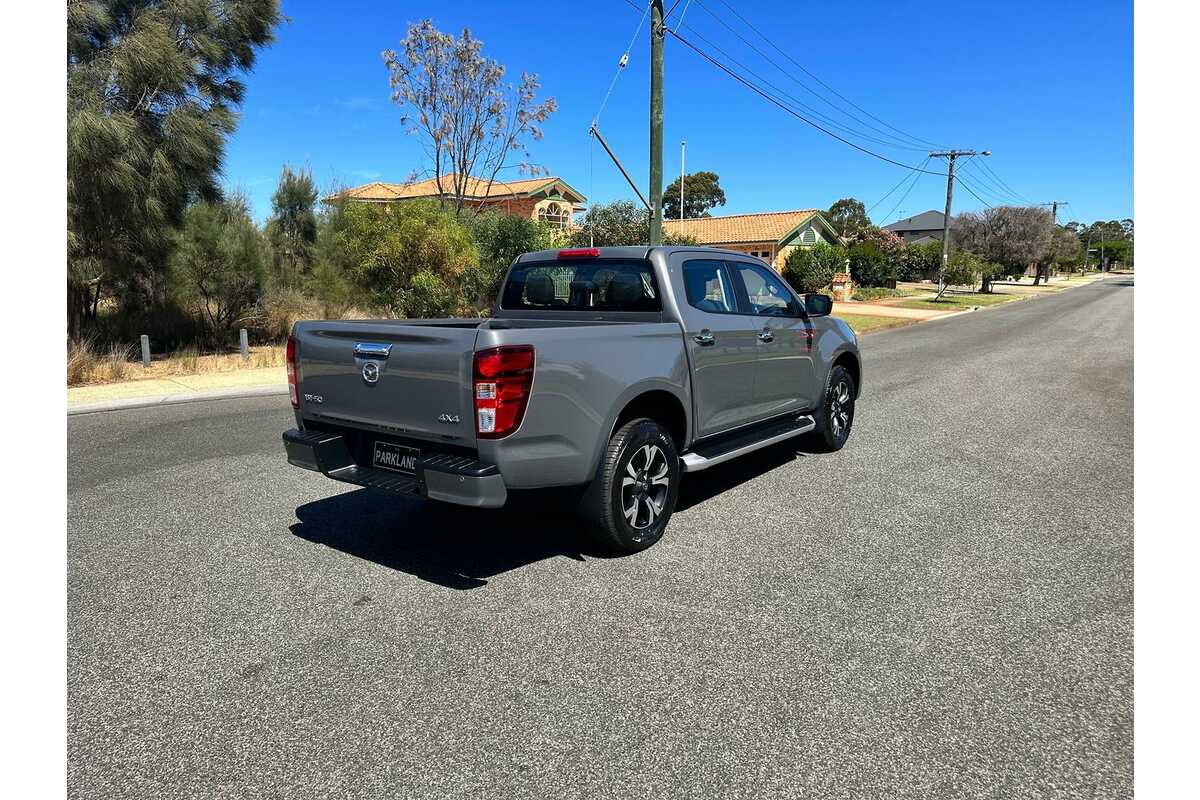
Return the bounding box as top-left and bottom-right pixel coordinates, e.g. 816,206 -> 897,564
607,272 -> 644,306
685,266 -> 714,299
526,273 -> 555,305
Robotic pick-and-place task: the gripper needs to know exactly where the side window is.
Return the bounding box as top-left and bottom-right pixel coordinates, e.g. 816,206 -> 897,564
682,259 -> 738,314
731,262 -> 801,317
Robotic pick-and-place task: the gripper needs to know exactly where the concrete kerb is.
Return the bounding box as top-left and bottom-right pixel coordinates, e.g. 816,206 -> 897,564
68,383 -> 288,416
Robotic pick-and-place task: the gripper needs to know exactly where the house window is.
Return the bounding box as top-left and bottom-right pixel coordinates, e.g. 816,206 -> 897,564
801,228 -> 817,245
537,201 -> 570,228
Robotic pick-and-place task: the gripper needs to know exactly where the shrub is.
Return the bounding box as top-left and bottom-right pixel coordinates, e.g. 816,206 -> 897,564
943,251 -> 983,288
898,241 -> 942,282
848,241 -> 896,288
338,199 -> 479,318
852,286 -> 908,302
783,242 -> 846,293
467,211 -> 554,307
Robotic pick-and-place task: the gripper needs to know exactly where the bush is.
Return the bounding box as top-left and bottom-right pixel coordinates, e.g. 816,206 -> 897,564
942,251 -> 983,288
467,211 -> 554,307
783,242 -> 846,293
847,241 -> 896,288
852,286 -> 908,302
337,200 -> 481,318
898,241 -> 942,282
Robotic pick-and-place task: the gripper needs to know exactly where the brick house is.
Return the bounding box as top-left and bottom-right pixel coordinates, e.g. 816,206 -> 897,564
662,209 -> 840,270
326,173 -> 587,229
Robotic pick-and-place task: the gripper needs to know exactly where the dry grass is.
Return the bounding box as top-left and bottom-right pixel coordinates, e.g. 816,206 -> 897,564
67,340 -> 288,386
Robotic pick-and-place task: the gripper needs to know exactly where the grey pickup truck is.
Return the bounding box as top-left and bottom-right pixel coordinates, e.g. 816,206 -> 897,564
284,245 -> 861,553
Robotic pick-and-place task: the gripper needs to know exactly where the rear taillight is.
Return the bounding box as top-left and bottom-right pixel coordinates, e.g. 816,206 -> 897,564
286,335 -> 298,408
473,345 -> 534,439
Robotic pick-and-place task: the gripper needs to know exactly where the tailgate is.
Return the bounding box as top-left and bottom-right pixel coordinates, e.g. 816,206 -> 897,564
292,319 -> 482,443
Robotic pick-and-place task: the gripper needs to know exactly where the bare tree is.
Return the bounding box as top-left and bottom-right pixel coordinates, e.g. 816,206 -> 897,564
383,21 -> 557,215
953,206 -> 1053,292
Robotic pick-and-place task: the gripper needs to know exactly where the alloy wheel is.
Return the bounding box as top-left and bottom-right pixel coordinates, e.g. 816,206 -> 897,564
620,443 -> 671,535
829,379 -> 853,441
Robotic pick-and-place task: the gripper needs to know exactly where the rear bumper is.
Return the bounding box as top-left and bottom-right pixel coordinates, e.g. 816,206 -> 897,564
283,429 -> 508,508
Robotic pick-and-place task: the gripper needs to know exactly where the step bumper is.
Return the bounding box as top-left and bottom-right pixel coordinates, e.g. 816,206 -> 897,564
283,429 -> 508,508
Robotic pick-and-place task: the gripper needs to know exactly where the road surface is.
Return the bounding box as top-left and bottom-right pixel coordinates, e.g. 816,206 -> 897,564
68,277 -> 1133,799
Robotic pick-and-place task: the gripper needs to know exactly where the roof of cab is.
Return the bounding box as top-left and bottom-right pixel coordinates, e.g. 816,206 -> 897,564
515,245 -> 762,262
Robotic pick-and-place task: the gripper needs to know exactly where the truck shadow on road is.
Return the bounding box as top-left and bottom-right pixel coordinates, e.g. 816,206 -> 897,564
290,489 -> 588,590
289,439 -> 814,589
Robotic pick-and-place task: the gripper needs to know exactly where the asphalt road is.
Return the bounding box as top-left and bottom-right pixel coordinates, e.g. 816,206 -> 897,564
68,277 -> 1133,799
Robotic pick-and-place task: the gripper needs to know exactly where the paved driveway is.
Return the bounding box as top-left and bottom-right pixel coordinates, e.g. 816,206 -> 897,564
68,277 -> 1133,799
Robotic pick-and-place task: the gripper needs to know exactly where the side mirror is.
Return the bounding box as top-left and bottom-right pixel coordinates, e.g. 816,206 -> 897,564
804,293 -> 833,317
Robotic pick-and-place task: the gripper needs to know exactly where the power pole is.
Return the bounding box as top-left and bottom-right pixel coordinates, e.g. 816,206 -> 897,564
1037,200 -> 1068,284
648,0 -> 665,245
680,139 -> 686,235
930,150 -> 974,298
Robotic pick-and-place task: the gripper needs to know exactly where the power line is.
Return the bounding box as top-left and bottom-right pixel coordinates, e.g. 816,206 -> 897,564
950,169 -> 995,210
661,9 -> 929,153
974,157 -> 1032,205
662,24 -> 947,176
867,156 -> 931,215
879,169 -> 925,225
959,158 -> 1025,205
956,160 -> 1016,204
700,0 -> 944,151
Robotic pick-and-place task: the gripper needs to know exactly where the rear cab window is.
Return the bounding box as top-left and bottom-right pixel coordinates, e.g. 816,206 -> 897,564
500,259 -> 662,312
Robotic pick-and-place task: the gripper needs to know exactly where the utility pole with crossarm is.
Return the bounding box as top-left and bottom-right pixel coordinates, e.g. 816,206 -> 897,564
1035,200 -> 1068,284
648,0 -> 665,245
930,149 -> 989,298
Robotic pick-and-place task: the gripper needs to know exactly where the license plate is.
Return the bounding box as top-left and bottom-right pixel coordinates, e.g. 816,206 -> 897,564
372,441 -> 420,475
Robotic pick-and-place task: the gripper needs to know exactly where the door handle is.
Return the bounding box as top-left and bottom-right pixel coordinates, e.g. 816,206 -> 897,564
693,330 -> 715,346
758,328 -> 775,343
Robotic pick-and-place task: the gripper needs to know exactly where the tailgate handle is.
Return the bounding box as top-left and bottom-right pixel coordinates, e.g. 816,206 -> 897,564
354,342 -> 392,359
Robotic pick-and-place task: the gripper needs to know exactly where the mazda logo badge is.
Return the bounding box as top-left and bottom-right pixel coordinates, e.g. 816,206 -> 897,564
361,361 -> 380,384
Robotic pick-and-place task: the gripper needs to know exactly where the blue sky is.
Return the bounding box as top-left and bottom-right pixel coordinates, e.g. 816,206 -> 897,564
224,0 -> 1133,227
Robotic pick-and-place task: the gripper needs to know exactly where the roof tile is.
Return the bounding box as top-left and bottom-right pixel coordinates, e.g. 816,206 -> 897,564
664,209 -> 820,244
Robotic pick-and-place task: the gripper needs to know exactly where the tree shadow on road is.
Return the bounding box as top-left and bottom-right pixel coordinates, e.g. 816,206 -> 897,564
290,488 -> 590,590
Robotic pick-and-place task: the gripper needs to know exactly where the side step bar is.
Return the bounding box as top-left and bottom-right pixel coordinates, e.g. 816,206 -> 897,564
681,414 -> 815,472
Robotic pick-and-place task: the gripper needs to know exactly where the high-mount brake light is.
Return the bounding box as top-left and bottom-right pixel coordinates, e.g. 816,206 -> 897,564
473,345 -> 535,439
286,336 -> 299,408
557,248 -> 600,258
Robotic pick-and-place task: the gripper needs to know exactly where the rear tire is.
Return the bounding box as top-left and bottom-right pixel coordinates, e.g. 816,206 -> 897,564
579,418 -> 680,555
809,365 -> 856,452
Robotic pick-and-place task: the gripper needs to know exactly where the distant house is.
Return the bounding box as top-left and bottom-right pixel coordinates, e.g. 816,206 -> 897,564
882,210 -> 945,245
326,173 -> 587,229
662,209 -> 840,270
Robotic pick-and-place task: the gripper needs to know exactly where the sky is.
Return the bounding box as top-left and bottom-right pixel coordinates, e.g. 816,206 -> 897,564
223,0 -> 1133,227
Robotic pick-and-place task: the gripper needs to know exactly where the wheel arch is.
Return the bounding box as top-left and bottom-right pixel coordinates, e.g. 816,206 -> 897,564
831,349 -> 862,399
610,388 -> 689,453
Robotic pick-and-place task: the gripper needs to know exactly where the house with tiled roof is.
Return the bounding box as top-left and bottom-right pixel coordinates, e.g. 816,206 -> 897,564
326,173 -> 587,229
882,210 -> 945,245
663,209 -> 840,270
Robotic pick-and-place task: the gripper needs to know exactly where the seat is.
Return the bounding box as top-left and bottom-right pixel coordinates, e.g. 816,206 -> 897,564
525,273 -> 558,306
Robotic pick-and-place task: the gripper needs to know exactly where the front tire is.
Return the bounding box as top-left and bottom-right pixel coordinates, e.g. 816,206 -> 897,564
580,418 -> 681,555
809,365 -> 856,452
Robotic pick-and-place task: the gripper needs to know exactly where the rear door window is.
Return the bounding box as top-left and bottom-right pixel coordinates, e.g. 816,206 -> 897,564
730,261 -> 803,317
500,259 -> 661,312
682,259 -> 739,314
